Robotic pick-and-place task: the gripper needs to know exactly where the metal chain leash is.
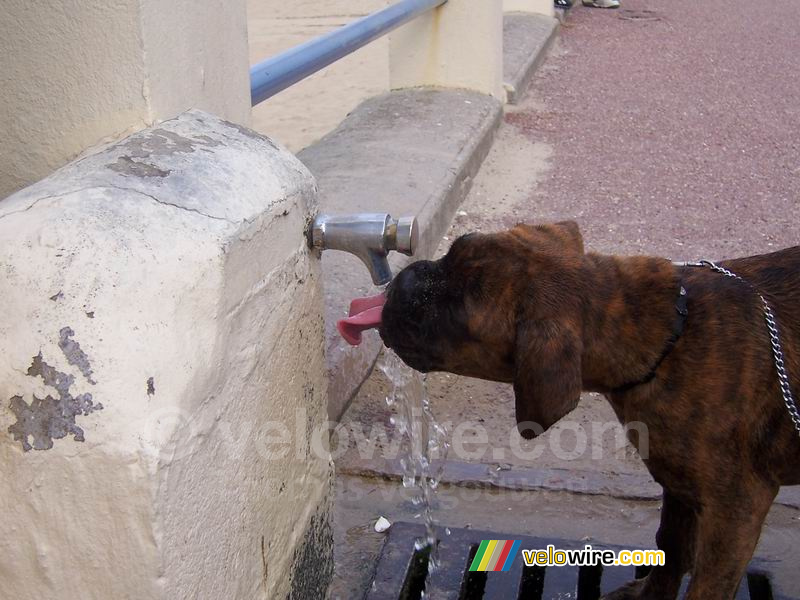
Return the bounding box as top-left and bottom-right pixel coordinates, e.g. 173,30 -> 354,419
694,260 -> 800,437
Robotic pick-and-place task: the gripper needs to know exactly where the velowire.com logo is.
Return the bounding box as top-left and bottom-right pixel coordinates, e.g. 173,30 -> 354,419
468,540 -> 665,572
468,540 -> 521,572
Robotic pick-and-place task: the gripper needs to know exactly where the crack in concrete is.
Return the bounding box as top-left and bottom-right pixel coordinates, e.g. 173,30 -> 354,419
101,184 -> 235,223
0,185 -> 236,224
0,193 -> 66,220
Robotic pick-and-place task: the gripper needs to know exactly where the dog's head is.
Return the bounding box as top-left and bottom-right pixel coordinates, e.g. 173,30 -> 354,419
379,221 -> 586,438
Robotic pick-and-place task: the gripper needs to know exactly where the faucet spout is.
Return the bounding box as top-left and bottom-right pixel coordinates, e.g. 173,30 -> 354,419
308,213 -> 418,285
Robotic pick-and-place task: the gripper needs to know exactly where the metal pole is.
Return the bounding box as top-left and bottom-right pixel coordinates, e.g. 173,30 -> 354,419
250,0 -> 447,106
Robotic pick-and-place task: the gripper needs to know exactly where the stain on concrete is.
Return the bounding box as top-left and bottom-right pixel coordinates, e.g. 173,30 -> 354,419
58,327 -> 96,385
261,535 -> 269,590
221,119 -> 277,148
287,504 -> 334,600
85,311 -> 95,319
194,134 -> 222,147
8,351 -> 103,452
109,156 -> 171,178
152,129 -> 222,151
147,377 -> 155,396
302,384 -> 315,458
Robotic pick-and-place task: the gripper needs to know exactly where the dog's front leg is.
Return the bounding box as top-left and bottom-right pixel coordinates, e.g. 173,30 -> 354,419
647,492 -> 696,597
602,491 -> 695,600
684,483 -> 776,600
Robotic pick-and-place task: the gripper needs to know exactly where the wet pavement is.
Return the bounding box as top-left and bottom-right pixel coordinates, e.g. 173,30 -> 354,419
330,1 -> 800,598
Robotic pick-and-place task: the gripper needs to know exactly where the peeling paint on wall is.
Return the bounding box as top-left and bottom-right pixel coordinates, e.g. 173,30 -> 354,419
107,128 -> 224,179
7,332 -> 103,451
58,326 -> 96,385
109,156 -> 171,178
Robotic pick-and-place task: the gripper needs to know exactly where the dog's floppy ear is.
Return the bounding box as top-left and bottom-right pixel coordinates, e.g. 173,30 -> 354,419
551,221 -> 584,254
511,221 -> 584,255
513,318 -> 582,439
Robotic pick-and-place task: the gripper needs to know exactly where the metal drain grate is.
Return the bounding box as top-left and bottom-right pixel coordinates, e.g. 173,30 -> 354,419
367,522 -> 794,600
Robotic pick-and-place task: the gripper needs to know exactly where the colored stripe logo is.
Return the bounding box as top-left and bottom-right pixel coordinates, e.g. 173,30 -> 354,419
469,540 -> 521,572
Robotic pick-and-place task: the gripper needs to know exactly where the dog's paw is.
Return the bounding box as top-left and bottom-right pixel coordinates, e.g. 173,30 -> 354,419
601,578 -> 647,600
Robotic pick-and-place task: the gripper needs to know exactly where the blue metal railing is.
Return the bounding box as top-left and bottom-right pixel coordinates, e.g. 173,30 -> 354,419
250,0 -> 447,106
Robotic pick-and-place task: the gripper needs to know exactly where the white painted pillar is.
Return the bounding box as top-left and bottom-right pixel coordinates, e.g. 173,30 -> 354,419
504,0 -> 556,17
0,112 -> 332,600
0,0 -> 252,200
389,0 -> 505,100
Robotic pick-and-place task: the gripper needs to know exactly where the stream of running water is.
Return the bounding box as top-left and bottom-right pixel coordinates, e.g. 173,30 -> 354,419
379,349 -> 451,576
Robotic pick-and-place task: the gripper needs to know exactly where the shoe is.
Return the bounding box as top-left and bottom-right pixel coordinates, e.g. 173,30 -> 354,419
555,0 -> 574,6
582,0 -> 620,7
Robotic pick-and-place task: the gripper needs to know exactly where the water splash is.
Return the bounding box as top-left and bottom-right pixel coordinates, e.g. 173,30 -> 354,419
379,349 -> 450,573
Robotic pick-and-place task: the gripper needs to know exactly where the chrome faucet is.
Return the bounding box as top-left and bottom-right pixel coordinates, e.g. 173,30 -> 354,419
308,213 -> 418,285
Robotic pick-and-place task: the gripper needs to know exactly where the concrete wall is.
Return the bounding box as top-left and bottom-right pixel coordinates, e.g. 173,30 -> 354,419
248,0 -> 390,152
0,0 -> 251,200
0,111 -> 332,599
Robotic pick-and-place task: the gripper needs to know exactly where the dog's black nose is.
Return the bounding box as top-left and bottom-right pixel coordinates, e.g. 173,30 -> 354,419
388,260 -> 440,310
391,261 -> 423,295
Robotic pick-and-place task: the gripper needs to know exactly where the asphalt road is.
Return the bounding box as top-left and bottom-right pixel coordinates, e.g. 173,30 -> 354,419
507,0 -> 799,260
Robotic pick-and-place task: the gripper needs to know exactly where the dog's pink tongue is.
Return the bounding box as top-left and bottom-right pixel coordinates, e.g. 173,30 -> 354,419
337,293 -> 386,346
347,293 -> 386,317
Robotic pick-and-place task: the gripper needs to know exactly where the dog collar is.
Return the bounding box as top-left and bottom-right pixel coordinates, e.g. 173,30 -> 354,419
611,271 -> 689,394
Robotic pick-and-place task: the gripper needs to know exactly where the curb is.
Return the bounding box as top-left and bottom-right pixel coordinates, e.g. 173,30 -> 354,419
503,13 -> 559,105
338,456 -> 663,502
337,456 -> 800,509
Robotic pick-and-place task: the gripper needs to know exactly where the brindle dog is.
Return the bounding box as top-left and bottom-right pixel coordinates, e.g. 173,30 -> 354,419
378,222 -> 800,600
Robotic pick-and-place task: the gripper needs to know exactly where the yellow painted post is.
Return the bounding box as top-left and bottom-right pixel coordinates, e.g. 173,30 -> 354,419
389,0 -> 505,100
